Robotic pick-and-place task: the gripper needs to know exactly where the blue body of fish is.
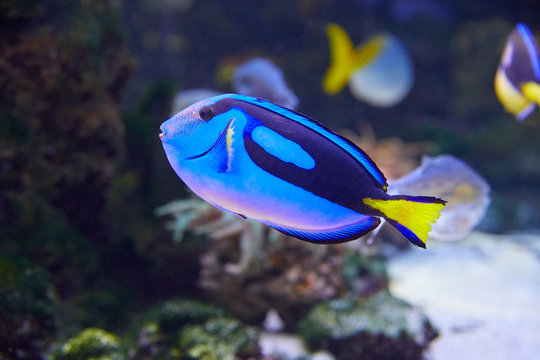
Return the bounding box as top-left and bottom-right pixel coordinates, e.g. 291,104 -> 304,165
160,94 -> 445,247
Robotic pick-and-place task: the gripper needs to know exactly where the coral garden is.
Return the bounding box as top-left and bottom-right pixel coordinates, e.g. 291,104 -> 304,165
1,0 -> 539,359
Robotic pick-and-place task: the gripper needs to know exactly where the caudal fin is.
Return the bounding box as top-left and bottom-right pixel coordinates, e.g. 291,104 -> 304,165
363,196 -> 446,248
323,23 -> 355,94
522,81 -> 540,105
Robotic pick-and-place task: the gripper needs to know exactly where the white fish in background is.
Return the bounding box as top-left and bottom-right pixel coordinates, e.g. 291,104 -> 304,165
388,155 -> 490,241
233,58 -> 299,110
323,23 -> 414,107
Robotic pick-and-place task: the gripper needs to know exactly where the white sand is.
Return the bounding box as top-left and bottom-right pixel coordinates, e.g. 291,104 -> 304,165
388,231 -> 540,360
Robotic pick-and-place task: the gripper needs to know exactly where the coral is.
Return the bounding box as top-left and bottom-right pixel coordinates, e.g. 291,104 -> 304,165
175,317 -> 260,360
127,298 -> 262,360
298,291 -> 437,360
157,198 -> 389,327
127,298 -> 226,358
339,124 -> 437,180
0,0 -> 133,240
0,1 -> 138,357
0,255 -> 58,359
158,298 -> 226,333
51,328 -> 125,360
155,198 -> 267,274
199,237 -> 350,326
0,195 -> 98,296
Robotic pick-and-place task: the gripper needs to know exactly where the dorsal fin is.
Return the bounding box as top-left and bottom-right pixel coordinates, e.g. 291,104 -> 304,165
234,95 -> 388,191
517,23 -> 540,79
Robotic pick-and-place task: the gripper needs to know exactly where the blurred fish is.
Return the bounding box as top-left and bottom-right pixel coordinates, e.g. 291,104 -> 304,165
232,58 -> 299,110
323,23 -> 414,107
160,94 -> 445,248
388,155 -> 490,241
171,89 -> 221,116
495,23 -> 540,121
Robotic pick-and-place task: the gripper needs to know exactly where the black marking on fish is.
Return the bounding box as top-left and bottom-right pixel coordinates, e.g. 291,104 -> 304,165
213,98 -> 388,214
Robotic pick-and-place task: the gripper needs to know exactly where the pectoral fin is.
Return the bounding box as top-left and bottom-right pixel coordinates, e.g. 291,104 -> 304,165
207,118 -> 236,173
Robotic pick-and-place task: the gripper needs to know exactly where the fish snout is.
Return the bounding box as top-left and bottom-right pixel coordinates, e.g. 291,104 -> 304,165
159,124 -> 166,140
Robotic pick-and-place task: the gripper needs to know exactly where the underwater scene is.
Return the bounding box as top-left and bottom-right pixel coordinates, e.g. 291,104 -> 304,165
2,0 -> 540,359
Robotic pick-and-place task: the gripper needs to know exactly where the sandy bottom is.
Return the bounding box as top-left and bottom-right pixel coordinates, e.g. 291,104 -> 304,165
388,231 -> 540,360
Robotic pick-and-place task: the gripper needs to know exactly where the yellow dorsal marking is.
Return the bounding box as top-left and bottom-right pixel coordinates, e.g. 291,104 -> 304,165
521,81 -> 540,105
226,118 -> 235,171
226,118 -> 235,152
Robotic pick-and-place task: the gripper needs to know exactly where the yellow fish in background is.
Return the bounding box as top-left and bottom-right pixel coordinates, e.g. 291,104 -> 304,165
323,23 -> 414,107
495,23 -> 540,121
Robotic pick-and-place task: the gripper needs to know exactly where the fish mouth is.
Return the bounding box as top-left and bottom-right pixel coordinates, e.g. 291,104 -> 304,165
159,124 -> 167,140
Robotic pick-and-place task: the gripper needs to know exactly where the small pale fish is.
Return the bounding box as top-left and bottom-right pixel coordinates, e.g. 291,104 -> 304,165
495,23 -> 540,121
233,58 -> 299,110
160,94 -> 445,248
389,155 -> 490,242
323,23 -> 414,107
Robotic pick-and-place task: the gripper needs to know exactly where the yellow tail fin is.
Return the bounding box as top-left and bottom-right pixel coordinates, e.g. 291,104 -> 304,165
352,35 -> 386,70
522,81 -> 540,105
363,196 -> 446,248
323,24 -> 386,95
323,23 -> 356,94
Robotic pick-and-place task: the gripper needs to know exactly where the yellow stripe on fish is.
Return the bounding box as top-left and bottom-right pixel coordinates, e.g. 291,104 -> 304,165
226,118 -> 236,171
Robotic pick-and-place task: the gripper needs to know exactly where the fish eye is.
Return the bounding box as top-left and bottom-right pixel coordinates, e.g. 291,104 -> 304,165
199,106 -> 214,121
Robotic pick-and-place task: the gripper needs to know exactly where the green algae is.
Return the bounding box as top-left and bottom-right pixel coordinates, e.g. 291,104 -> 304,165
0,255 -> 57,359
158,298 -> 227,333
298,291 -> 437,360
175,317 -> 260,360
51,328 -> 125,360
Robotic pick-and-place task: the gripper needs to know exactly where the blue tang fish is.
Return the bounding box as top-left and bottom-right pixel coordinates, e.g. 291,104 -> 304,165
495,23 -> 540,121
159,94 -> 446,248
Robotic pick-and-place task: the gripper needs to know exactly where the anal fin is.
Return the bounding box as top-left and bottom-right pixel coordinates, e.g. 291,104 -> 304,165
516,102 -> 536,121
264,216 -> 381,244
